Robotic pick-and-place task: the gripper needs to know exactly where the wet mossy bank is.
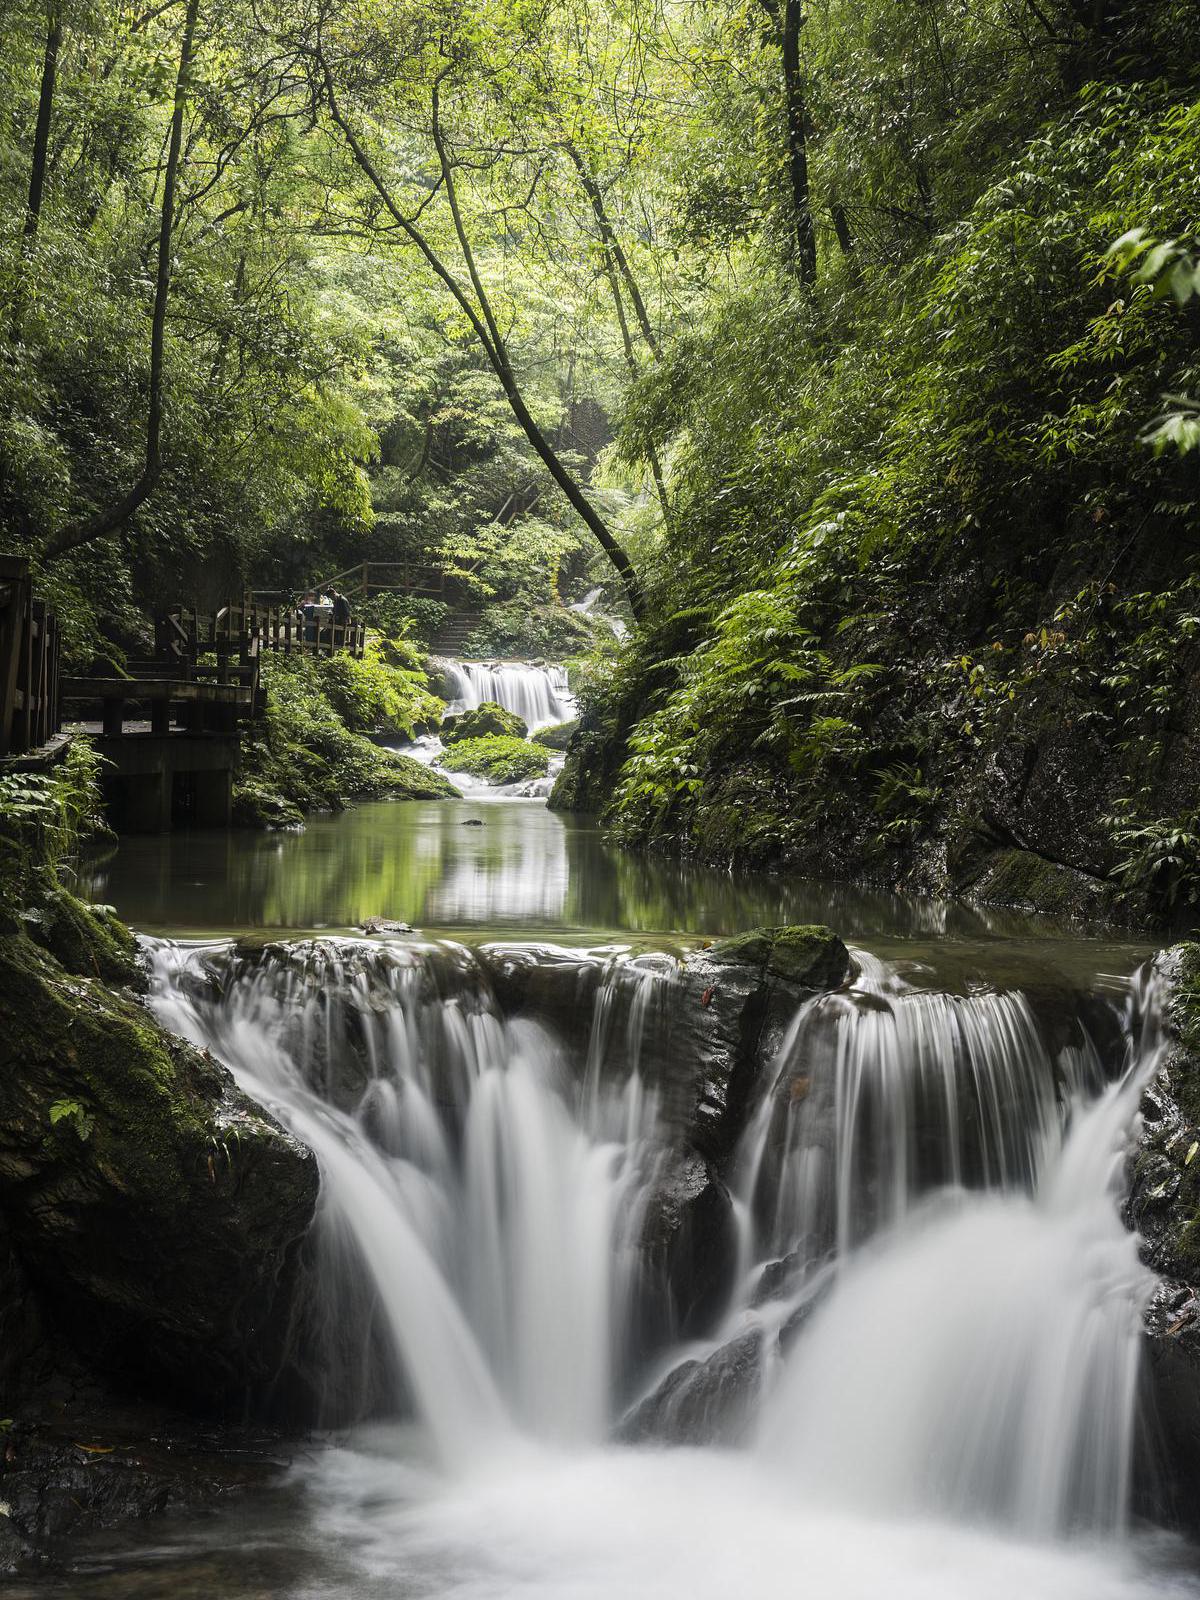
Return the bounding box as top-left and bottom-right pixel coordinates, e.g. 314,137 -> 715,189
0,898 -> 318,1570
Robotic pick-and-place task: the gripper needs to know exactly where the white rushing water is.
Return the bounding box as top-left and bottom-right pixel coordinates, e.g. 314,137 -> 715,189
142,938 -> 1198,1600
438,659 -> 577,731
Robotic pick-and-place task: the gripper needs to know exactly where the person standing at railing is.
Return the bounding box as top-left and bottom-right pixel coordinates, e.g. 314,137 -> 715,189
331,590 -> 352,648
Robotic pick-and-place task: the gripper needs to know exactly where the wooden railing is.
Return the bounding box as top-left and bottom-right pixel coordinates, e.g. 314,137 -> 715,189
157,599 -> 366,674
0,556 -> 61,758
314,561 -> 448,601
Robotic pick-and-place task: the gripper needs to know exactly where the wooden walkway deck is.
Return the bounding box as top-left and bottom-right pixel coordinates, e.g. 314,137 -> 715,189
3,577 -> 369,830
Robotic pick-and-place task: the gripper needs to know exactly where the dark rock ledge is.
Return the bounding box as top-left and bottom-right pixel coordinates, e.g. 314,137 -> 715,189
0,901 -> 318,1573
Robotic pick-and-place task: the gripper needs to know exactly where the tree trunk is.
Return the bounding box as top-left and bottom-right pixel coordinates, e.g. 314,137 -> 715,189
43,0 -> 201,562
24,8 -> 62,241
781,0 -> 816,282
317,57 -> 643,620
564,141 -> 671,528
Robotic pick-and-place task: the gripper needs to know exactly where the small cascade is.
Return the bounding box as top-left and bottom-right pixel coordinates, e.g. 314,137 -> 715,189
733,950 -> 1112,1269
438,659 -> 576,730
143,933 -> 1168,1551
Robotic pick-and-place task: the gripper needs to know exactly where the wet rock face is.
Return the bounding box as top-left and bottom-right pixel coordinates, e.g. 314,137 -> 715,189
618,1328 -> 764,1447
0,933 -> 319,1411
483,926 -> 849,1360
1127,945 -> 1200,1528
0,1414 -> 294,1576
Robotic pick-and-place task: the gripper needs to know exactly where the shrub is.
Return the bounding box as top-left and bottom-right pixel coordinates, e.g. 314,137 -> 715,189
235,653 -> 457,824
318,639 -> 442,737
0,737 -> 108,905
441,701 -> 528,743
440,735 -> 551,784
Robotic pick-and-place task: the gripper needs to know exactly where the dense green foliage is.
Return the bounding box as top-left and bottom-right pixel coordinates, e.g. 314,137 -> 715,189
441,736 -> 551,785
0,740 -> 108,906
235,652 -> 457,826
320,637 -> 443,737
2,0 -> 1199,917
559,9 -> 1200,919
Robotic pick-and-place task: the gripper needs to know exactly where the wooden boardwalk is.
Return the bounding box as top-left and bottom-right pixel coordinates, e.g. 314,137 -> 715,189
3,579 -> 369,830
0,556 -> 61,760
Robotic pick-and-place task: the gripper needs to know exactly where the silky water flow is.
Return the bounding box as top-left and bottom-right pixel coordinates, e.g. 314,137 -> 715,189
141,935 -> 1199,1600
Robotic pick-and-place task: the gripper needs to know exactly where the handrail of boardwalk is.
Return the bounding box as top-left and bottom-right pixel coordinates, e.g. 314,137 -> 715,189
0,556 -> 62,759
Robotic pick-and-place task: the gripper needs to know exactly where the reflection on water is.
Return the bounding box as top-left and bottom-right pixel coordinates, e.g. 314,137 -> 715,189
81,799 -> 1149,957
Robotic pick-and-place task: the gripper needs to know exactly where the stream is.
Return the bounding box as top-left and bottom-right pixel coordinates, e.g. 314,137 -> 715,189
53,661 -> 1200,1598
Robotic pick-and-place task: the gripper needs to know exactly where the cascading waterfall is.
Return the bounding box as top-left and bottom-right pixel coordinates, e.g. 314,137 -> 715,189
142,933 -> 1177,1587
146,937 -> 660,1458
438,658 -> 576,730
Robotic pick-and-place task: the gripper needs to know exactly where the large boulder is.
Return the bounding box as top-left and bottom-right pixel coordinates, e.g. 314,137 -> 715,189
532,718 -> 579,752
441,700 -> 528,744
0,931 -> 318,1410
482,926 -> 849,1358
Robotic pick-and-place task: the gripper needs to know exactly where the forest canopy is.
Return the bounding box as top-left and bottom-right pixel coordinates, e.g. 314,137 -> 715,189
2,0 -> 1199,906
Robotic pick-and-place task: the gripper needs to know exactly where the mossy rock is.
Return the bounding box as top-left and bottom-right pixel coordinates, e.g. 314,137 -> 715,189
549,722 -> 621,812
440,735 -> 550,785
26,887 -> 143,989
441,702 -> 528,745
232,779 -> 305,830
708,925 -> 849,991
532,719 -> 579,752
954,844 -> 1112,923
0,934 -> 318,1407
380,750 -> 461,799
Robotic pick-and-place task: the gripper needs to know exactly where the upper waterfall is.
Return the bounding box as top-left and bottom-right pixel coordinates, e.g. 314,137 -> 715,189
436,659 -> 577,731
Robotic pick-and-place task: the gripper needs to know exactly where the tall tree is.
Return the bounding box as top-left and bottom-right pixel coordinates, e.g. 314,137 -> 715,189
310,30 -> 645,619
43,0 -> 202,561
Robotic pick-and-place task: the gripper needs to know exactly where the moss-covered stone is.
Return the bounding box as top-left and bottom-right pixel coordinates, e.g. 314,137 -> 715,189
441,735 -> 550,785
26,886 -> 143,989
953,844 -> 1113,923
441,701 -> 528,744
532,719 -> 579,752
549,723 -> 621,812
709,925 -> 849,991
0,933 -> 318,1408
380,749 -> 461,799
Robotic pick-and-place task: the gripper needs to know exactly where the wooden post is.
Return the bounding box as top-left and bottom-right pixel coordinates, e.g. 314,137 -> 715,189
102,696 -> 125,738
0,577 -> 25,757
151,694 -> 170,736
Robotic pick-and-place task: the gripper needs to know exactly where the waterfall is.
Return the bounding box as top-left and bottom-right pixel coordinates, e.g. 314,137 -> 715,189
142,935 -> 1169,1561
145,937 -> 660,1458
438,659 -> 576,730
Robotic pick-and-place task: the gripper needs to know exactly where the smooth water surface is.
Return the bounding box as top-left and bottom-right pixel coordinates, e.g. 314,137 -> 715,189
81,797 -> 1152,965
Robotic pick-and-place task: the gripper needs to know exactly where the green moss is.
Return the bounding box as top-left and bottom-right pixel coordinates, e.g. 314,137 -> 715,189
441,735 -> 551,785
532,719 -> 579,752
27,887 -> 142,988
441,702 -> 529,744
960,847 -> 1110,922
235,652 -> 459,825
0,931 -> 318,1398
709,924 -> 849,989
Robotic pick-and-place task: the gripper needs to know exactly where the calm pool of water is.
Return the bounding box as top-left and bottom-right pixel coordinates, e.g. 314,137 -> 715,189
80,798 -> 1149,970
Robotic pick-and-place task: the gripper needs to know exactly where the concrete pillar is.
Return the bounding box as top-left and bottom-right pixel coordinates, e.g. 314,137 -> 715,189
123,770 -> 173,833
193,768 -> 232,828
